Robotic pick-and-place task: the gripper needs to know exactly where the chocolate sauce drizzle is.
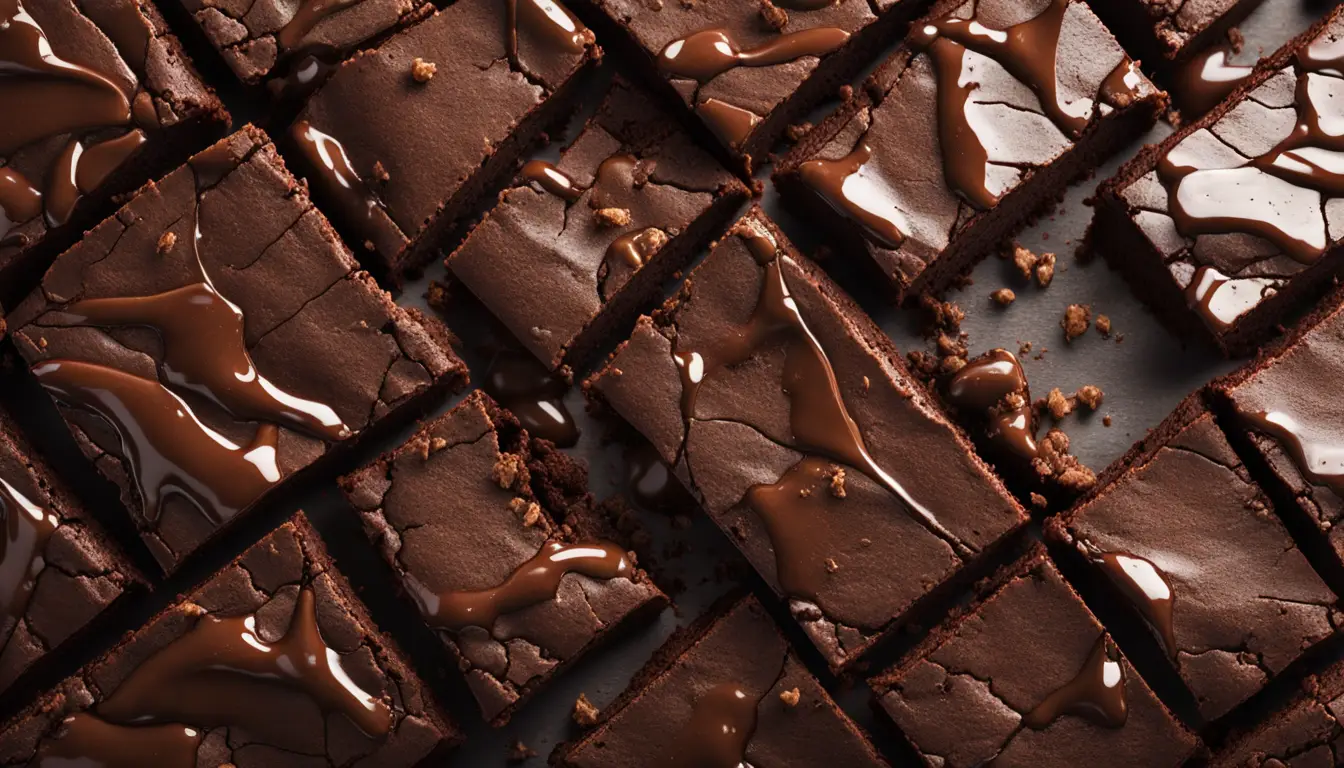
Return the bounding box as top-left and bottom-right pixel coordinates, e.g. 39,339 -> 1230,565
626,442 -> 694,513
666,682 -> 761,768
673,217 -> 969,601
506,0 -> 590,70
801,0 -> 1142,235
0,168 -> 42,244
1174,44 -> 1255,117
697,98 -> 763,151
521,159 -> 581,201
945,348 -> 1038,463
1184,265 -> 1280,331
1022,635 -> 1127,729
483,349 -> 579,447
658,26 -> 850,83
291,119 -> 404,255
1091,548 -> 1177,658
276,0 -> 364,51
38,587 -> 394,764
44,129 -> 147,228
1158,42 -> 1344,264
0,476 -> 58,648
1239,408 -> 1344,496
37,715 -> 201,768
406,541 -> 630,632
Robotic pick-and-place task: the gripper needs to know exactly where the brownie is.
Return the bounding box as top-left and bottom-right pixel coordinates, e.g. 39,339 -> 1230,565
289,0 -> 600,279
871,545 -> 1198,767
1091,8 -> 1344,356
552,593 -> 889,767
1049,399 -> 1340,722
1212,654 -> 1344,767
0,513 -> 458,766
586,206 -> 1028,670
0,0 -> 229,310
4,127 -> 468,573
1087,0 -> 1260,74
566,0 -> 927,174
773,0 -> 1165,302
1211,283 -> 1344,585
340,390 -> 667,725
448,79 -> 750,372
0,401 -> 140,695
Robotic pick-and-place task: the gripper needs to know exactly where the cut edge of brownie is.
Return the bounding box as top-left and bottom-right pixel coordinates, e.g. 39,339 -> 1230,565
1084,0 -> 1262,73
773,0 -> 1168,303
1090,9 -> 1344,357
1211,649 -> 1344,765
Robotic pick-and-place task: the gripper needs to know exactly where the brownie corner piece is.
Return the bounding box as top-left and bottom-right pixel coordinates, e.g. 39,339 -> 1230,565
339,389 -> 667,725
0,404 -> 141,696
552,593 -> 889,768
447,77 -> 750,371
0,0 -> 230,308
870,544 -> 1199,767
6,126 -> 467,573
288,0 -> 600,279
1212,651 -> 1344,767
773,0 -> 1164,301
1085,0 -> 1260,72
586,204 -> 1027,670
1053,400 -> 1339,723
0,511 -> 459,766
1092,7 -> 1344,356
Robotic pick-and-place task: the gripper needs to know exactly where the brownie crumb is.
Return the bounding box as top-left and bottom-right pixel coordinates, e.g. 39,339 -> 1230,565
1075,385 -> 1103,410
838,84 -> 853,102
1103,415 -> 1113,427
1030,492 -> 1048,510
1061,304 -> 1090,341
1046,388 -> 1072,420
1228,26 -> 1245,53
1018,341 -> 1032,355
1035,252 -> 1057,287
936,332 -> 966,359
180,601 -> 207,617
759,0 -> 788,29
492,453 -> 528,490
830,467 -> 847,498
940,355 -> 967,375
509,497 -> 542,527
780,687 -> 801,707
373,161 -> 390,183
573,693 -> 600,727
919,294 -> 964,333
991,288 -> 1015,306
411,57 -> 437,83
1095,314 -> 1112,338
786,122 -> 813,142
1033,429 -> 1096,491
825,557 -> 839,573
429,437 -> 448,453
594,207 -> 633,227
508,741 -> 537,763
1011,243 -> 1037,279
156,230 -> 177,255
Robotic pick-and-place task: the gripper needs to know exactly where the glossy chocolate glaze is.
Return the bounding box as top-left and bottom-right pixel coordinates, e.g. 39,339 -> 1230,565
483,349 -> 580,447
945,348 -> 1038,464
0,477 -> 58,650
1022,636 -> 1128,729
1173,44 -> 1255,117
290,119 -> 405,258
657,26 -> 850,83
1091,548 -> 1178,658
666,682 -> 760,767
521,159 -> 582,201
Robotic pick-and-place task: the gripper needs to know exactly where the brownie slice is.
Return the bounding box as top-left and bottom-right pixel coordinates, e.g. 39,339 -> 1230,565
0,513 -> 458,766
0,0 -> 229,310
1211,283 -> 1344,587
289,0 -> 600,280
340,390 -> 667,725
0,400 -> 140,695
773,0 -> 1165,302
1212,655 -> 1344,767
552,593 -> 889,767
1091,8 -> 1344,357
566,0 -> 928,174
447,78 -> 750,372
871,545 -> 1198,767
586,206 -> 1028,671
1087,0 -> 1261,76
1049,399 -> 1340,723
5,127 -> 469,573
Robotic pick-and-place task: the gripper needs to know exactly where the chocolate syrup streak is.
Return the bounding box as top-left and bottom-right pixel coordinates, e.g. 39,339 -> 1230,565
521,159 -> 582,201
1093,548 -> 1177,658
658,27 -> 850,83
1174,44 -> 1255,117
673,219 -> 969,602
666,682 -> 762,768
0,167 -> 42,241
0,476 -> 58,648
44,129 -> 147,228
406,541 -> 630,632
798,141 -> 908,249
1184,265 -> 1280,331
506,0 -> 589,70
1158,42 -> 1344,264
945,348 -> 1038,463
483,350 -> 579,447
290,119 -> 404,256
1022,635 -> 1127,729
38,587 -> 393,765
1240,408 -> 1344,497
276,0 -> 364,51
697,98 -> 762,150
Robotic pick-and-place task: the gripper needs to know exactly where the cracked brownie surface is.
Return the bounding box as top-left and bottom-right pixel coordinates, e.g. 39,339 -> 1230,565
588,206 -> 1027,670
448,78 -> 749,371
340,391 -> 667,725
1055,405 -> 1340,722
1095,8 -> 1344,355
1213,649 -> 1344,767
773,0 -> 1164,301
552,593 -> 888,767
0,404 -> 139,695
0,513 -> 458,766
0,0 -> 229,308
871,546 -> 1197,768
5,127 -> 468,572
289,0 -> 600,278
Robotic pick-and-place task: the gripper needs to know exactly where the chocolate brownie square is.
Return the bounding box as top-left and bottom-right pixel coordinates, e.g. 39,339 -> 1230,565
565,0 -> 928,173
340,390 -> 668,725
289,0 -> 600,279
870,545 -> 1198,767
1091,8 -> 1344,356
1212,653 -> 1344,767
587,206 -> 1028,671
1049,398 -> 1340,723
447,78 -> 750,371
773,0 -> 1165,302
1087,0 -> 1261,74
4,127 -> 468,573
0,400 -> 140,695
0,0 -> 229,309
0,513 -> 459,766
552,593 -> 889,767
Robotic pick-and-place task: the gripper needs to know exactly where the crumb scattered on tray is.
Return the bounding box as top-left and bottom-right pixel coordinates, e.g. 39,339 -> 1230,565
1103,415 -> 1113,427
573,693 -> 600,727
1046,387 -> 1072,420
508,741 -> 537,762
1061,303 -> 1090,341
1095,314 -> 1111,338
1075,384 -> 1103,410
1010,243 -> 1037,280
1030,492 -> 1048,510
991,288 -> 1015,306
759,0 -> 788,29
1035,252 -> 1056,287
